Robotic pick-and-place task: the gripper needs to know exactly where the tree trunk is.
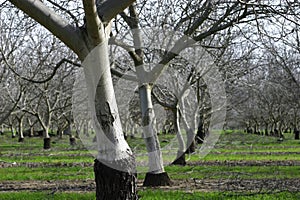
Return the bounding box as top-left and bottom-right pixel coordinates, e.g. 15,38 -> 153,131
11,126 -> 16,138
143,172 -> 172,187
43,129 -> 51,149
18,118 -> 24,142
172,108 -> 186,166
83,42 -> 137,199
29,126 -> 34,137
171,150 -> 186,166
44,137 -> 51,149
138,84 -> 171,186
295,129 -> 300,140
196,119 -> 205,144
94,159 -> 138,200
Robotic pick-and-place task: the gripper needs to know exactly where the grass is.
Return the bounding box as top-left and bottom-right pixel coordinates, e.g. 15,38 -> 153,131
139,190 -> 300,200
0,191 -> 299,200
0,192 -> 95,200
0,166 -> 94,181
0,130 -> 299,199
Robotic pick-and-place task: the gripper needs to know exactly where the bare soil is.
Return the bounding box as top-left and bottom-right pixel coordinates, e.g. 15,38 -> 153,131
1,178 -> 299,193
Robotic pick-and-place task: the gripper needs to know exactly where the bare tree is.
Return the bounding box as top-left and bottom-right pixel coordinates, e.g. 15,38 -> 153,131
6,0 -> 137,198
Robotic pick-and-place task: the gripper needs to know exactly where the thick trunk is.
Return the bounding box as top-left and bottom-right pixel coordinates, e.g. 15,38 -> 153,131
83,42 -> 137,199
139,84 -> 171,186
94,159 -> 138,200
44,138 -> 51,149
69,137 -> 76,146
143,172 -> 172,187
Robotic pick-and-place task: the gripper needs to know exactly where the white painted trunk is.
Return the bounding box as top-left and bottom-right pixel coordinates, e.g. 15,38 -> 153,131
83,42 -> 133,163
174,108 -> 185,153
139,84 -> 164,173
44,128 -> 50,138
18,118 -> 24,139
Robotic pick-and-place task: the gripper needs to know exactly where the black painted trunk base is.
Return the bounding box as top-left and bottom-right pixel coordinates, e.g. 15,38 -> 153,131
69,137 -> 76,146
295,130 -> 300,140
94,159 -> 138,200
44,138 -> 51,149
18,138 -> 24,143
143,172 -> 172,187
186,141 -> 196,154
172,151 -> 186,166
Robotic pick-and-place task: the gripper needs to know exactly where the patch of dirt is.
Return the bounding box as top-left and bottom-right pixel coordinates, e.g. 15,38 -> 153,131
0,180 -> 95,192
1,178 -> 299,193
1,159 -> 300,168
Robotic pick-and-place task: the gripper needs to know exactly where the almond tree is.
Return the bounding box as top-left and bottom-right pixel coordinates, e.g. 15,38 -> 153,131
7,0 -> 137,199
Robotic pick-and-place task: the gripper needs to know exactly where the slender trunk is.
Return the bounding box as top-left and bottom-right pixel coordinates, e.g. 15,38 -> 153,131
196,116 -> 205,144
66,125 -> 76,146
11,125 -> 16,138
171,107 -> 186,166
43,128 -> 51,149
139,84 -> 171,186
29,126 -> 34,137
83,42 -> 137,199
18,117 -> 24,142
265,123 -> 268,136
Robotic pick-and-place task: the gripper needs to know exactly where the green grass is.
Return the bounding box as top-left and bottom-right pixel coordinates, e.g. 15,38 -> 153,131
0,166 -> 94,181
0,192 -> 95,200
136,165 -> 300,180
1,191 -> 299,200
0,154 -> 93,164
0,130 -> 299,199
139,190 -> 300,200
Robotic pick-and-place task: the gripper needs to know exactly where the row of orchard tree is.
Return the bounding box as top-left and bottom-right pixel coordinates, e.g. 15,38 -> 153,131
1,0 -> 300,199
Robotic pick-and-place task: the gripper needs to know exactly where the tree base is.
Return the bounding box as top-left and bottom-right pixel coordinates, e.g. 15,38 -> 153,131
295,130 -> 300,140
143,172 -> 172,187
69,137 -> 76,146
186,142 -> 196,154
172,151 -> 186,166
18,138 -> 24,143
43,138 -> 51,149
94,159 -> 138,200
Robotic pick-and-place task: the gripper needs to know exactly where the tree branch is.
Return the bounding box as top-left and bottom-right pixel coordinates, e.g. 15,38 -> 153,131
83,0 -> 103,46
97,0 -> 136,24
8,0 -> 88,60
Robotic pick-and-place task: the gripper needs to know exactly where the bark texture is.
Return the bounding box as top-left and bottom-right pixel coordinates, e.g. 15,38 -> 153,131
43,138 -> 51,149
94,159 -> 138,200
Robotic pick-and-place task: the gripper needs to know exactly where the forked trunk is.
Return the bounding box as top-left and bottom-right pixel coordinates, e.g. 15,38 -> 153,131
139,84 -> 171,186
